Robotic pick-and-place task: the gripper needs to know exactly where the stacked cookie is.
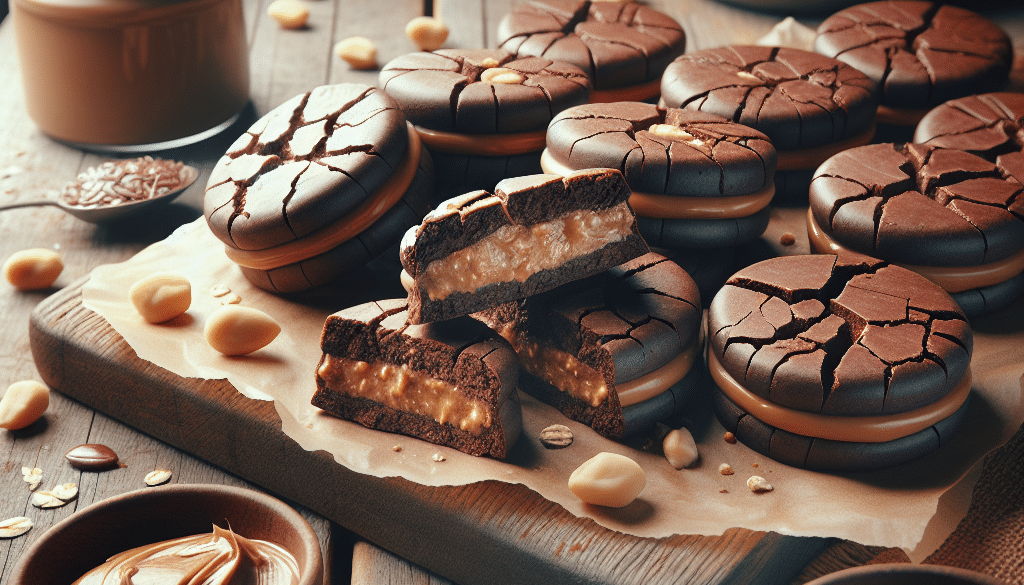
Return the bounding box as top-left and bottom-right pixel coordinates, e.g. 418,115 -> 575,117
312,168 -> 705,454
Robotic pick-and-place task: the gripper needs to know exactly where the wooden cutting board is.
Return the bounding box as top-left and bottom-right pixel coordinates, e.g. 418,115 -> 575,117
28,278 -> 829,585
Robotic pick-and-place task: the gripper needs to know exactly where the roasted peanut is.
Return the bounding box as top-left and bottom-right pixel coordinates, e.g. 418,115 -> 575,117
747,475 -> 773,493
0,380 -> 50,430
568,452 -> 646,508
480,67 -> 526,85
405,16 -> 448,51
204,305 -> 281,356
335,37 -> 378,70
3,248 -> 62,291
663,427 -> 699,469
268,0 -> 308,29
129,274 -> 191,324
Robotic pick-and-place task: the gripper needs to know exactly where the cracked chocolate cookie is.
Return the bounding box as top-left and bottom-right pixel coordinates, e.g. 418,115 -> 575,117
204,84 -> 434,293
914,92 -> 1024,185
400,168 -> 648,324
816,1 -> 1012,128
660,46 -> 877,198
480,252 -> 702,439
379,48 -> 590,193
808,142 -> 1024,316
312,299 -> 521,459
708,254 -> 973,471
496,0 -> 685,103
542,101 -> 777,249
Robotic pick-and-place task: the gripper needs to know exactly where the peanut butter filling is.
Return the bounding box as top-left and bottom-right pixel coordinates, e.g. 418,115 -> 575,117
417,201 -> 635,302
588,78 -> 663,104
540,148 -> 774,219
414,125 -> 547,156
317,354 -> 492,435
807,207 -> 1024,293
775,125 -> 876,171
615,343 -> 697,407
515,338 -> 609,408
708,350 -> 972,443
224,124 -> 421,271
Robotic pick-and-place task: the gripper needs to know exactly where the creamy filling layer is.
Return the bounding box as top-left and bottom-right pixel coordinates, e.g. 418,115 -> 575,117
775,125 -> 876,171
588,77 -> 663,104
418,201 -> 635,302
224,123 -> 421,271
414,125 -> 547,156
807,207 -> 1024,293
540,149 -> 774,219
317,354 -> 492,435
708,350 -> 972,443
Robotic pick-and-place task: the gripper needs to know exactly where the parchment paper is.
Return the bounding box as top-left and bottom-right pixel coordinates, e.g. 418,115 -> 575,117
82,216 -> 1024,557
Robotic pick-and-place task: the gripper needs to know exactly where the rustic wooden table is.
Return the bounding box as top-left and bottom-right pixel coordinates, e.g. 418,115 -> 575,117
2,1 -> 1023,584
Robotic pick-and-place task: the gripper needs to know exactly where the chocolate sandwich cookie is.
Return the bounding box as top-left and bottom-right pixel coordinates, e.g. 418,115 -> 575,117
313,299 -> 521,459
914,92 -> 1024,185
495,1 -> 685,103
808,143 -> 1024,317
379,49 -> 590,194
542,102 -> 778,249
400,168 -> 649,324
660,46 -> 877,198
204,84 -> 434,294
481,252 -> 702,439
816,1 -> 1012,133
708,254 -> 973,471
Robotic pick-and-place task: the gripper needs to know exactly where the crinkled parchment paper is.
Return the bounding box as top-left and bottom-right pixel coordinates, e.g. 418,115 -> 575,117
82,218 -> 1024,557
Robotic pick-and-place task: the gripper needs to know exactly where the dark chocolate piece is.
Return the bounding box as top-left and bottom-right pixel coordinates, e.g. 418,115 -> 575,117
809,143 -> 1024,267
379,49 -> 591,134
660,46 -> 877,152
483,252 -> 702,439
312,299 -> 521,459
401,168 -> 649,324
816,2 -> 1012,110
496,1 -> 685,91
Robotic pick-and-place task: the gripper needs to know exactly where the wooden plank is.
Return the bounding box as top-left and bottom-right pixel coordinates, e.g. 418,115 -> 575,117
27,279 -> 828,585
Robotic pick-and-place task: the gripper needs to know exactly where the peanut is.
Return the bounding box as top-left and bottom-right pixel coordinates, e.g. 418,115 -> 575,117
0,381 -> 50,430
568,452 -> 646,508
480,67 -> 526,85
747,475 -> 773,493
3,248 -> 62,291
129,274 -> 191,324
334,37 -> 378,70
268,0 -> 308,29
405,16 -> 448,51
205,305 -> 281,356
663,427 -> 699,469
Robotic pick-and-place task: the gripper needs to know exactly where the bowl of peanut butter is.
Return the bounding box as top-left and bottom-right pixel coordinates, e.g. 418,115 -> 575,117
9,484 -> 323,585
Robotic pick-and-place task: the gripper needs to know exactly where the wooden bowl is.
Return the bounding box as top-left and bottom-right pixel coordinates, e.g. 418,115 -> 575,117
805,563 -> 1007,585
9,483 -> 323,585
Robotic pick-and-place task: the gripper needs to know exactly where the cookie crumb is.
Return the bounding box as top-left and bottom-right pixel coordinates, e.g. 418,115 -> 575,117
539,424 -> 573,449
719,489 -> 729,494
752,463 -> 759,468
723,431 -> 736,444
392,445 -> 402,452
747,476 -> 773,493
780,232 -> 797,246
432,453 -> 446,462
719,463 -> 734,476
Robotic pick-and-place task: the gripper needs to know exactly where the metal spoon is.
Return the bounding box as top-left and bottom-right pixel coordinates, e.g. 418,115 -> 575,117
0,164 -> 200,223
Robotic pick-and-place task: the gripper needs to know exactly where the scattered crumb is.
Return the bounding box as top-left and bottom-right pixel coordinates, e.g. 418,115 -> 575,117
210,284 -> 231,297
0,517 -> 33,539
144,469 -> 173,486
723,431 -> 736,444
432,453 -> 445,462
752,463 -> 759,468
747,476 -> 773,493
780,232 -> 797,246
719,489 -> 729,494
719,463 -> 734,476
21,467 -> 42,491
392,445 -> 402,452
220,293 -> 242,305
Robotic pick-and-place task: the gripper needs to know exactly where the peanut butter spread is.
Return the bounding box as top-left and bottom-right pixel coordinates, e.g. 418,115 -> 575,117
317,355 -> 492,435
72,525 -> 299,585
419,202 -> 634,301
515,338 -> 609,408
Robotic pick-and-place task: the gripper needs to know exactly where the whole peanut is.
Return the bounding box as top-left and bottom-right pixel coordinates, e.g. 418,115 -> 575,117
130,274 -> 191,324
3,248 -> 63,291
268,0 -> 308,29
0,381 -> 50,430
568,452 -> 646,508
405,16 -> 448,51
205,305 -> 281,356
335,37 -> 378,70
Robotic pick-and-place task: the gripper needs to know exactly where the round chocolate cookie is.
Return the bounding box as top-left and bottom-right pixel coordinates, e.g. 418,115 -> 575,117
659,46 -> 877,197
379,49 -> 590,194
708,254 -> 973,471
495,0 -> 685,103
914,92 -> 1024,185
808,142 -> 1024,317
542,102 -> 777,249
816,2 -> 1012,128
204,84 -> 434,294
480,252 -> 703,439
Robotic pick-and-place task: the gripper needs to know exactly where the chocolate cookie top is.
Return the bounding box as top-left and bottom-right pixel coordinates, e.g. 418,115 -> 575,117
660,46 -> 877,151
546,102 -> 777,197
914,92 -> 1024,184
496,0 -> 685,90
205,84 -> 408,251
379,49 -> 590,134
815,1 -> 1012,109
708,254 -> 971,417
810,143 -> 1024,267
